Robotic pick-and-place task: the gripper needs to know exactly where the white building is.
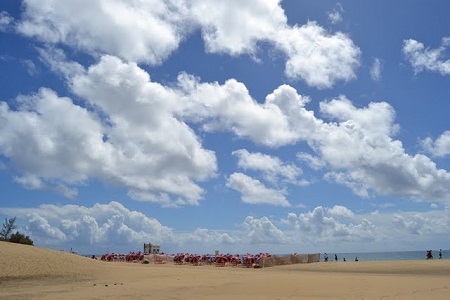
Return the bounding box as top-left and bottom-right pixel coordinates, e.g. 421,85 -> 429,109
144,243 -> 160,254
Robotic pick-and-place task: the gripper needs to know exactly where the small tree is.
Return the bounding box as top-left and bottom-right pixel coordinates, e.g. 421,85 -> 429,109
0,217 -> 34,245
0,217 -> 16,241
9,231 -> 34,245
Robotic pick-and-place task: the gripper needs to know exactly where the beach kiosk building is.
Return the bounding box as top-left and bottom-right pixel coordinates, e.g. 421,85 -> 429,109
144,243 -> 160,254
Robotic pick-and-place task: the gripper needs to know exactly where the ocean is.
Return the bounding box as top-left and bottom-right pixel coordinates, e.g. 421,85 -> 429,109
328,250 -> 446,262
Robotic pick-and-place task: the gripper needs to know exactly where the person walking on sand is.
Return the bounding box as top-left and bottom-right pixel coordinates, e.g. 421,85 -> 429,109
439,249 -> 442,259
335,254 -> 338,261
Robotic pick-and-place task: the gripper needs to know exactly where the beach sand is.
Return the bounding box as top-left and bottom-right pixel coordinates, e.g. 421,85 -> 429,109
1,242 -> 450,299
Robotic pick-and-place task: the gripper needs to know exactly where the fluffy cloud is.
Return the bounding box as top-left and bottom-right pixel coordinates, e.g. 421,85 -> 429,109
1,202 -> 173,252
4,201 -> 449,253
2,1 -> 449,206
190,0 -> 286,55
0,56 -> 218,206
226,172 -> 291,207
294,206 -> 352,238
178,79 -> 320,147
15,0 -> 360,89
274,22 -> 361,88
391,210 -> 448,235
242,216 -> 286,244
421,131 -> 450,158
0,201 -> 289,252
2,52 -> 450,205
284,205 -> 450,250
403,38 -> 450,75
17,0 -> 190,65
191,0 -> 361,87
71,56 -> 218,206
232,149 -> 302,185
328,205 -> 354,218
161,60 -> 448,202
0,88 -> 104,196
315,96 -> 450,201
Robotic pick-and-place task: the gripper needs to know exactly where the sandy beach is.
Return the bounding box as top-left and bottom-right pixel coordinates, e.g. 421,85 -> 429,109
1,242 -> 450,299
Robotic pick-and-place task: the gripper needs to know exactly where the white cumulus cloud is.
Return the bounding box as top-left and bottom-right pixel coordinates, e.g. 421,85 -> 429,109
15,0 -> 361,89
17,0 -> 190,65
226,172 -> 291,207
421,131 -> 450,158
0,56 -> 218,207
2,202 -> 450,253
274,22 -> 361,89
403,37 -> 450,75
191,0 -> 287,56
232,149 -> 302,185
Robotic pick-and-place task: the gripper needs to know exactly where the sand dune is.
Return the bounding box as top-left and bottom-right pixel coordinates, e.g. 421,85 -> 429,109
0,241 -> 102,280
1,242 -> 450,299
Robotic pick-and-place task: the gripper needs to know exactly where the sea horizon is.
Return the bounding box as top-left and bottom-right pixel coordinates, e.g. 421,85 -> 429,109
324,249 -> 447,262
81,249 -> 447,262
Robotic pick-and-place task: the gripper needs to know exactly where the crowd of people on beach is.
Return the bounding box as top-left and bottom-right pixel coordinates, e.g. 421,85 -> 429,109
98,251 -> 272,267
100,251 -> 144,262
173,252 -> 271,267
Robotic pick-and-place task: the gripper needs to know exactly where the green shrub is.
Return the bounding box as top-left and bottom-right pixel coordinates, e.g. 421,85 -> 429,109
9,231 -> 34,245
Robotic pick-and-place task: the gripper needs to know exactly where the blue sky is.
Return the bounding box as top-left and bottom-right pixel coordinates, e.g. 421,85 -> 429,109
1,0 -> 450,255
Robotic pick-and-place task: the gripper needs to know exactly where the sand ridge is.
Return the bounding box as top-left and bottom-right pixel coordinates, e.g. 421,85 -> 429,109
0,241 -> 102,280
